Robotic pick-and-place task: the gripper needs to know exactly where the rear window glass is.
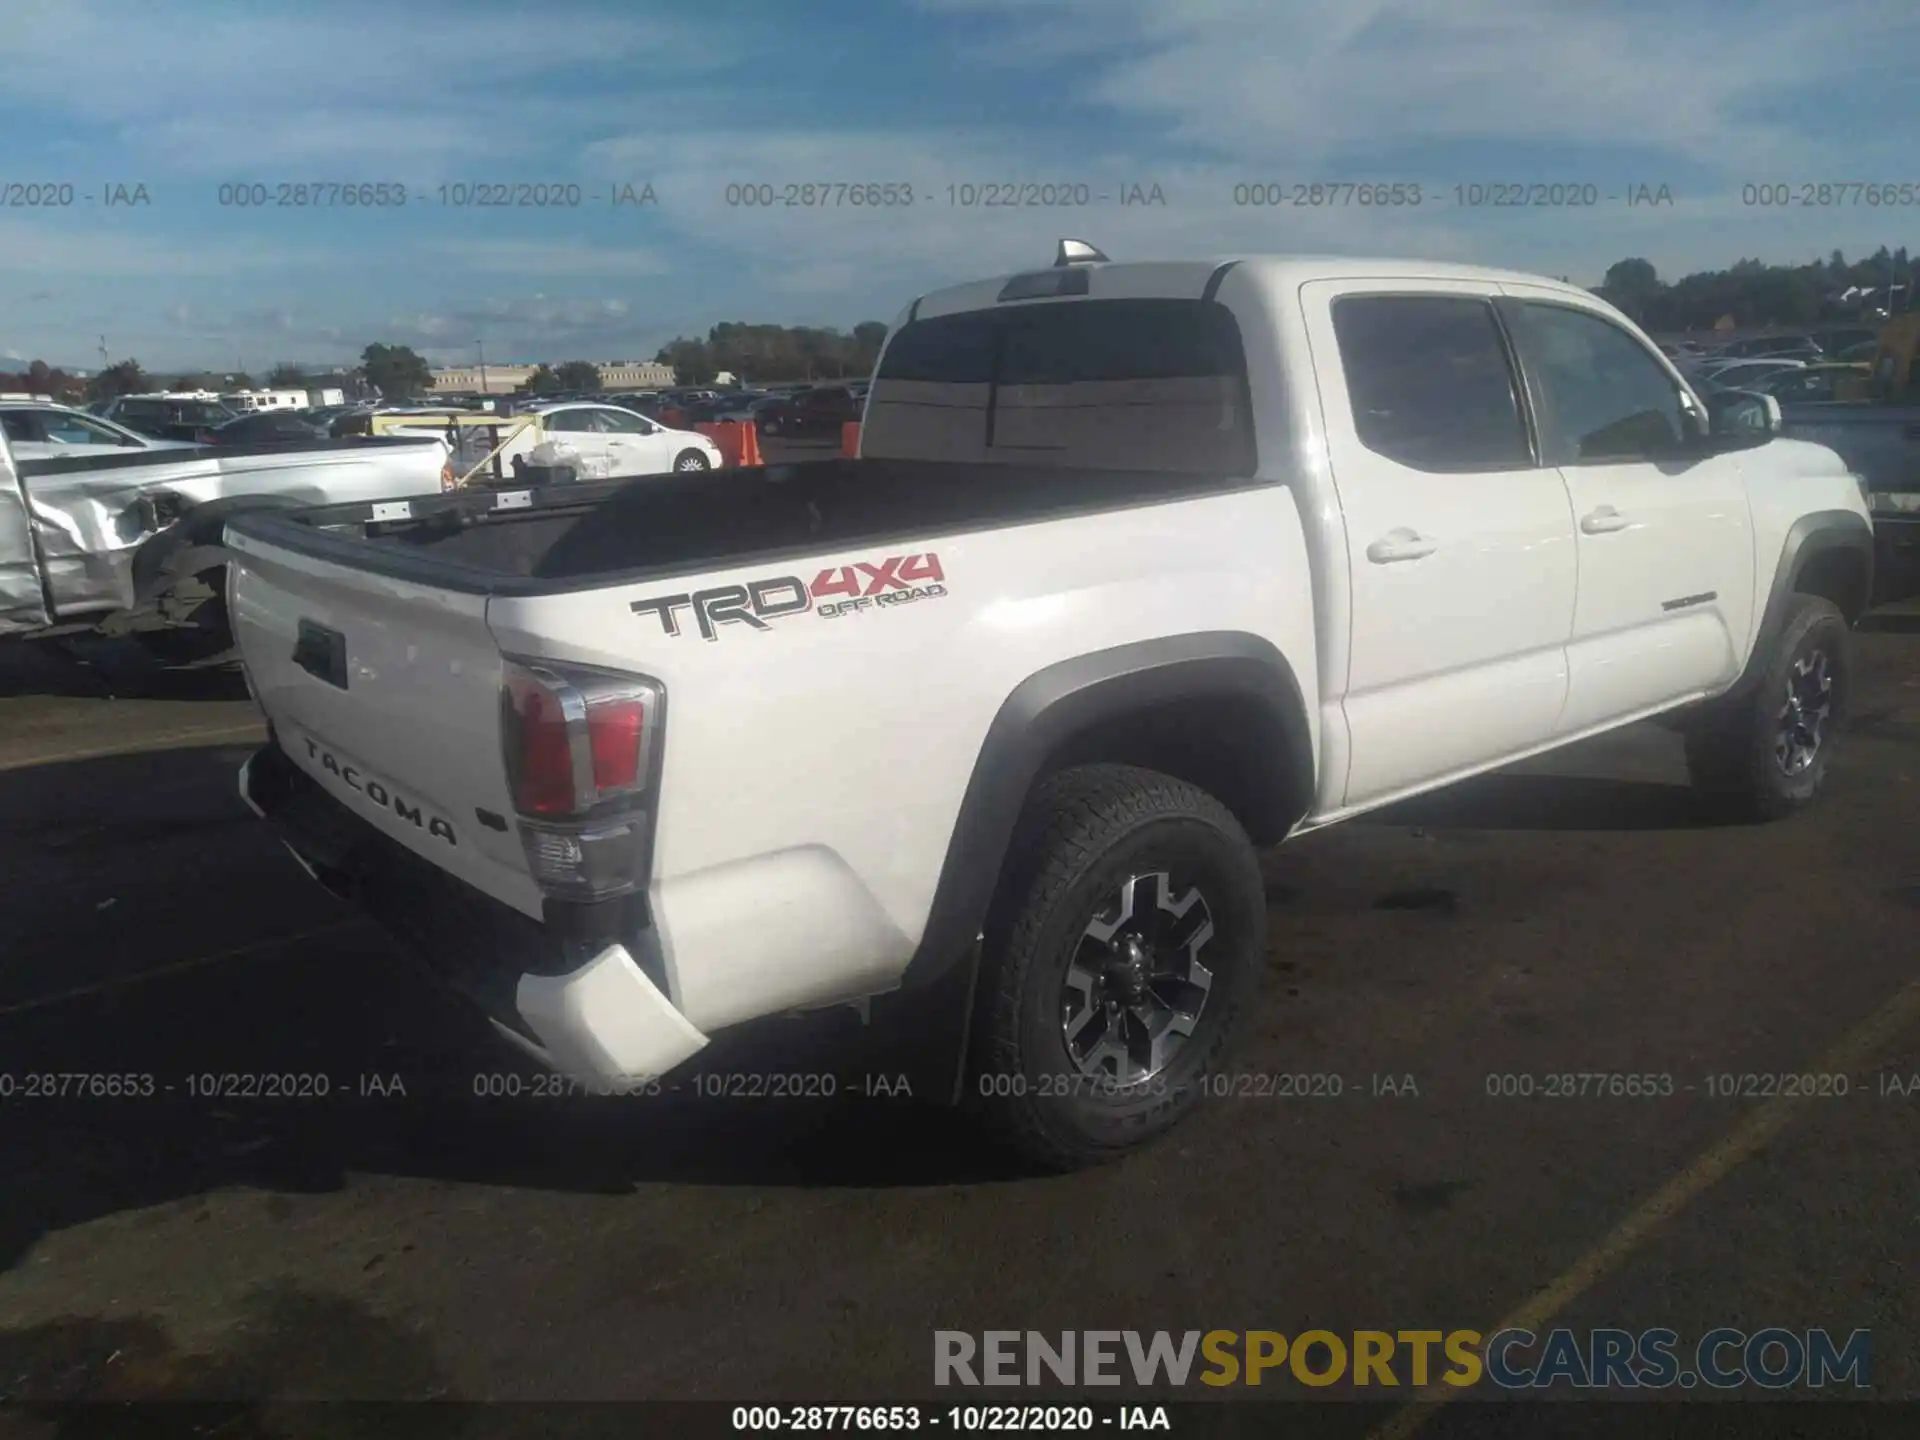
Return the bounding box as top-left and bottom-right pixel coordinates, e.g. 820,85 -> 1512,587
864,298 -> 1254,475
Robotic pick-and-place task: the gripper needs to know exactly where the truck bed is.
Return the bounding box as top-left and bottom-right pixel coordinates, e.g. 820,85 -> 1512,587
222,456 -> 1272,595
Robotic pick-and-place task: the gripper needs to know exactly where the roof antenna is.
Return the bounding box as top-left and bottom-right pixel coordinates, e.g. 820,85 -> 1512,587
1054,238 -> 1110,267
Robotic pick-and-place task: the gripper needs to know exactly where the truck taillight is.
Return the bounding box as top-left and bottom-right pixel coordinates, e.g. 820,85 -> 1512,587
500,659 -> 663,900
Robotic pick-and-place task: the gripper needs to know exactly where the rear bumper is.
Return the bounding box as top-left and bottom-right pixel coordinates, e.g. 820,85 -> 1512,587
238,741 -> 708,1084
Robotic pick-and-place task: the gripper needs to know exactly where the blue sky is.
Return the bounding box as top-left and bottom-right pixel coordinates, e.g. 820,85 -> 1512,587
2,0 -> 1918,372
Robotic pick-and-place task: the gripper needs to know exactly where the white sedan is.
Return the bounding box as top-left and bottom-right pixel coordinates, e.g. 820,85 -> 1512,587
0,401 -> 202,460
519,401 -> 723,476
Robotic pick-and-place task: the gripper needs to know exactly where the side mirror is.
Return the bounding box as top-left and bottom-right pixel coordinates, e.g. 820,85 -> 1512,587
1703,389 -> 1781,449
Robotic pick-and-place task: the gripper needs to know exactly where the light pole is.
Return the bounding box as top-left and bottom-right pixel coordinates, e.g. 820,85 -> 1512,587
475,339 -> 488,396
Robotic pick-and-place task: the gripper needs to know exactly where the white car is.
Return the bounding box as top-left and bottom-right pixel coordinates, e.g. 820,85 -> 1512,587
0,401 -> 200,459
228,243 -> 1872,1168
521,401 -> 723,475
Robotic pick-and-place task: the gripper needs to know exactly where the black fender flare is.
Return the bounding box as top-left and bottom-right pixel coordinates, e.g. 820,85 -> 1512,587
902,630 -> 1313,985
1725,509 -> 1874,700
129,492 -> 317,603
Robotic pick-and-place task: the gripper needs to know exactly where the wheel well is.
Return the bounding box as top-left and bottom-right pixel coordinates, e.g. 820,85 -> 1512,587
1794,545 -> 1871,624
1037,692 -> 1309,846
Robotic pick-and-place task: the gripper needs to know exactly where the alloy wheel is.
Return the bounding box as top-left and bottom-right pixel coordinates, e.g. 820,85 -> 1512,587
1059,872 -> 1216,1086
1774,647 -> 1833,776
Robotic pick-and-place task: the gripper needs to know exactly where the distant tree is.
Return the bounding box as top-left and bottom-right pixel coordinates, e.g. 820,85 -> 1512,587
359,342 -> 432,400
656,338 -> 717,387
518,364 -> 559,395
267,362 -> 307,387
850,320 -> 888,374
85,359 -> 149,402
1598,258 -> 1661,322
0,359 -> 82,401
553,360 -> 602,392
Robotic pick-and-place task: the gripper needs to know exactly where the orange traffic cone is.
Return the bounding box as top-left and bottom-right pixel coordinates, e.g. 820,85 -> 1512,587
841,421 -> 861,457
738,419 -> 763,467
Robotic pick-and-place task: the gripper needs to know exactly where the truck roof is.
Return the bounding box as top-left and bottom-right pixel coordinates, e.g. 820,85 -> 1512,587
907,253 -> 1593,322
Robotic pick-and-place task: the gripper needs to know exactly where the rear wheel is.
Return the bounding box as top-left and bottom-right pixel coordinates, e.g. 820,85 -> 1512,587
969,764 -> 1266,1170
673,449 -> 711,472
1685,594 -> 1850,820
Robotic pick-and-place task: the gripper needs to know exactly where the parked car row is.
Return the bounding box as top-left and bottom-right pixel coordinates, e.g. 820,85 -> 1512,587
39,377 -> 877,463
1658,325 -> 1881,367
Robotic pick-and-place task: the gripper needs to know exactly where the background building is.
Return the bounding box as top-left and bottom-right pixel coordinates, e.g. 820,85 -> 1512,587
598,361 -> 676,387
430,365 -> 536,395
428,360 -> 677,395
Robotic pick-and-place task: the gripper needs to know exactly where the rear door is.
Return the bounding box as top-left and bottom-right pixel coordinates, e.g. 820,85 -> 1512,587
590,406 -> 672,474
542,407 -> 613,471
1498,288 -> 1756,734
1303,280 -> 1578,808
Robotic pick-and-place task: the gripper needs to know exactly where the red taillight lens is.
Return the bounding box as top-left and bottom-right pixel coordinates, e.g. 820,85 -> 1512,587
504,671 -> 577,816
500,660 -> 659,821
587,698 -> 645,792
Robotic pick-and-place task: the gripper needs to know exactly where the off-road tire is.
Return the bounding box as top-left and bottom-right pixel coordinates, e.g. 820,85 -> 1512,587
1685,594 -> 1850,821
968,764 -> 1267,1170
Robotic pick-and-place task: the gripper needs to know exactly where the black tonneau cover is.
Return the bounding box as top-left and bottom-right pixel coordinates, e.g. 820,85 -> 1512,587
223,457 -> 1275,598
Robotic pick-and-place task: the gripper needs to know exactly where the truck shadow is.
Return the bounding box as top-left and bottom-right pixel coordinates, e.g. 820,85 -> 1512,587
0,746 -> 1032,1275
1368,773 -> 1747,832
0,635 -> 247,700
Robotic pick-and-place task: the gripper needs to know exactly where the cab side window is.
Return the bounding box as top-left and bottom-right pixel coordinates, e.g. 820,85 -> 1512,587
1508,303 -> 1689,464
1331,294 -> 1533,472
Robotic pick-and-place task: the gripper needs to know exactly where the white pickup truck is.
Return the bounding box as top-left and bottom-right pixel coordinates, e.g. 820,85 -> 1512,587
0,427 -> 451,658
228,244 -> 1874,1168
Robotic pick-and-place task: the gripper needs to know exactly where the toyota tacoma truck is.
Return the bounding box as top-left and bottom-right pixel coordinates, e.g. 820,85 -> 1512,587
226,243 -> 1874,1168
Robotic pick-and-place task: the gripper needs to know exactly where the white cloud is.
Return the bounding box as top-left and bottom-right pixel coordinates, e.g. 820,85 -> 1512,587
424,239 -> 674,277
0,220 -> 338,276
914,0 -> 1920,177
0,0 -> 762,173
4,0 -> 1915,366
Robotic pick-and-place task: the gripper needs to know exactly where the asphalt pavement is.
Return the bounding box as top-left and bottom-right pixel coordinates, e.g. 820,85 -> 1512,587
2,600 -> 1918,1429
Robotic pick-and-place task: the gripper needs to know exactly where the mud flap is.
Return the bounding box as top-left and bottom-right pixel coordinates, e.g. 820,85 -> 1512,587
860,939 -> 984,1109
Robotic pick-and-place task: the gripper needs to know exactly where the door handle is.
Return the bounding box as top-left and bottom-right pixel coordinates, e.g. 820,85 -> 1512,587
1365,530 -> 1438,564
1580,507 -> 1631,534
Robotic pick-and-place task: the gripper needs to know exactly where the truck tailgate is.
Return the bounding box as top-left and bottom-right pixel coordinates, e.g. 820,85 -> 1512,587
227,529 -> 544,918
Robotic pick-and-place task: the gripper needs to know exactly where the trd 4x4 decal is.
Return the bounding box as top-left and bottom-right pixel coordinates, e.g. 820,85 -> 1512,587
630,552 -> 947,640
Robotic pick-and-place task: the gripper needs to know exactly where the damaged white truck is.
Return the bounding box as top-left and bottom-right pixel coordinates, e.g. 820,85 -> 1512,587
0,430 -> 450,660
228,245 -> 1874,1167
